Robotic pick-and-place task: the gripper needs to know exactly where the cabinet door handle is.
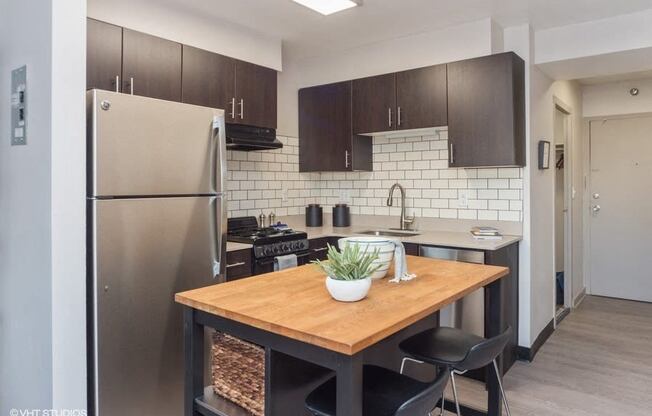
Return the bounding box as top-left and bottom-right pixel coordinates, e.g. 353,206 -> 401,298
345,150 -> 351,168
114,75 -> 120,93
449,142 -> 455,164
312,247 -> 328,252
239,98 -> 244,120
230,98 -> 236,119
388,107 -> 392,128
226,262 -> 246,268
129,77 -> 134,95
397,106 -> 402,127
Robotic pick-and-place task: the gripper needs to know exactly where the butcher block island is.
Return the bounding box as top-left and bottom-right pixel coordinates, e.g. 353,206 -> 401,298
176,256 -> 511,416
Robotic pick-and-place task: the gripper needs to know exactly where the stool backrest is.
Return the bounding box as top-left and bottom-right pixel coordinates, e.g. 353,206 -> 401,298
395,370 -> 449,416
459,326 -> 512,371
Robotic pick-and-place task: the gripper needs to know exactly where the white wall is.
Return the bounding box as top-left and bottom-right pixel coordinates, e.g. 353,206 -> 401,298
0,0 -> 87,412
278,19 -> 497,137
51,0 -> 87,409
0,0 -> 54,411
535,9 -> 652,65
535,10 -> 652,81
529,73 -> 585,336
583,78 -> 652,117
87,0 -> 282,70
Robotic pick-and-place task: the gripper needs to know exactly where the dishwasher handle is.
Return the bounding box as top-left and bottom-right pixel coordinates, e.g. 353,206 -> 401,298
419,246 -> 485,264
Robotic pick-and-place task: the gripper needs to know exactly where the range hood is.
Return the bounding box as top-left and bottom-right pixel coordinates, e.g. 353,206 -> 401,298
226,124 -> 282,151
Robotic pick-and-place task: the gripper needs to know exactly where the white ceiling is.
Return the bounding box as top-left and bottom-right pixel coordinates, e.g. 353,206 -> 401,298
144,0 -> 652,60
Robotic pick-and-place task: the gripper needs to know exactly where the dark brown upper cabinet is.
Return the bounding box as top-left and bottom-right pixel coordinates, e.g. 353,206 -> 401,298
352,66 -> 447,135
396,64 -> 447,130
122,29 -> 182,102
234,61 -> 277,129
447,52 -> 525,167
86,19 -> 123,92
299,81 -> 371,172
181,45 -> 236,115
87,19 -> 278,130
352,74 -> 396,134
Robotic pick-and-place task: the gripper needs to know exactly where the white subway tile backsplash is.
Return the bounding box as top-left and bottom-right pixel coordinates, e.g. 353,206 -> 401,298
226,133 -> 523,222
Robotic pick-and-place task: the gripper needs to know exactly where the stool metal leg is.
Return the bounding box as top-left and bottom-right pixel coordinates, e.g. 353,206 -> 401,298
399,356 -> 425,374
449,370 -> 462,416
439,391 -> 445,416
492,359 -> 512,416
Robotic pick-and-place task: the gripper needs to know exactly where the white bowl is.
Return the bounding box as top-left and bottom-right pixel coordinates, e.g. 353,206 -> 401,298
326,276 -> 371,302
338,237 -> 395,280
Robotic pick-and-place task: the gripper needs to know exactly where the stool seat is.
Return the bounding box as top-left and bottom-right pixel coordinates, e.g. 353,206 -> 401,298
399,327 -> 485,370
305,365 -> 448,416
398,326 -> 513,416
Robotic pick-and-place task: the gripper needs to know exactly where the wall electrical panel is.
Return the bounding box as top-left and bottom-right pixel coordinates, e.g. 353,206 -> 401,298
11,65 -> 27,146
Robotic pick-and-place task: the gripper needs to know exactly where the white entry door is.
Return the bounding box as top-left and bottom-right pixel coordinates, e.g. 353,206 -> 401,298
589,116 -> 652,302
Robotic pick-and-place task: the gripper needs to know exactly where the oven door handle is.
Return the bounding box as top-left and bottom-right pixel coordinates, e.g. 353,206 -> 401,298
257,251 -> 310,265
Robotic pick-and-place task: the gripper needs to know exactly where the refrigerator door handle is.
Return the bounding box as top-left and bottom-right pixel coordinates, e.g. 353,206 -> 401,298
211,195 -> 227,281
213,115 -> 227,195
212,115 -> 228,281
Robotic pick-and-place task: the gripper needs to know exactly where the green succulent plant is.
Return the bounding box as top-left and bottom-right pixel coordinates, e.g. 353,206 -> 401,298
312,243 -> 381,281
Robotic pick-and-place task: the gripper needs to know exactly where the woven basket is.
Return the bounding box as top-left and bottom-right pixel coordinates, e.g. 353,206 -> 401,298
212,332 -> 265,416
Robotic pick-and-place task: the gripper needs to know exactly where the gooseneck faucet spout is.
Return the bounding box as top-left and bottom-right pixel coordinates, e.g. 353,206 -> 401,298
387,183 -> 415,231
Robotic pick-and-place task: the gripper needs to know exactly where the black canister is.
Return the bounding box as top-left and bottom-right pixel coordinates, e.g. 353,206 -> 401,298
305,204 -> 323,227
332,204 -> 351,227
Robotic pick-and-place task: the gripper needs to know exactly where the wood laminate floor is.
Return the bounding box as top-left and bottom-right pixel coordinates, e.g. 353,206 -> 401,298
442,295 -> 652,415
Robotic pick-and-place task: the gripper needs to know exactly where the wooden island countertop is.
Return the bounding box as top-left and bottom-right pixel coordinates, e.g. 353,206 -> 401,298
175,255 -> 509,355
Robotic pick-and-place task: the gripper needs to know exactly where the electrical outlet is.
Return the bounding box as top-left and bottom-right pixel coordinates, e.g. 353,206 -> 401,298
281,187 -> 288,202
339,189 -> 351,204
458,190 -> 469,208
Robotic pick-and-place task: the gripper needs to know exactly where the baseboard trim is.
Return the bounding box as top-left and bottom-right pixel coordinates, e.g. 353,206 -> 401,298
573,287 -> 587,308
516,318 -> 554,362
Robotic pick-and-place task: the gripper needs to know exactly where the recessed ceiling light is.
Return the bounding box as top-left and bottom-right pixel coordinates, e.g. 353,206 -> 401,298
292,0 -> 360,16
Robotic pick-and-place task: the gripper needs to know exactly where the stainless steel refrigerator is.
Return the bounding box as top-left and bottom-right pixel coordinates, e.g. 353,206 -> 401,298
87,90 -> 227,416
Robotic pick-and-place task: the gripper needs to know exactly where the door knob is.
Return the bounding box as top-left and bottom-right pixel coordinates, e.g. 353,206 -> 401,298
593,193 -> 600,200
592,205 -> 601,213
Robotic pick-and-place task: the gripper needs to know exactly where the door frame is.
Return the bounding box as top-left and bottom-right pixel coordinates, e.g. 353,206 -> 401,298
552,98 -> 574,323
583,112 -> 652,298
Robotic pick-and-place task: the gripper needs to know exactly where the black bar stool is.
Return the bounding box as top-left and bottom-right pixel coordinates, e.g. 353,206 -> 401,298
399,326 -> 513,416
305,365 -> 450,416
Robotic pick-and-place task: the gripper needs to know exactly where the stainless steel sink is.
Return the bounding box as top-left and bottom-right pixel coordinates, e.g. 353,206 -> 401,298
359,229 -> 421,237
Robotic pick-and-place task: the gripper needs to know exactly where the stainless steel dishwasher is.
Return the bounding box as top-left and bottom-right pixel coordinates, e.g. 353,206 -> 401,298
420,246 -> 486,337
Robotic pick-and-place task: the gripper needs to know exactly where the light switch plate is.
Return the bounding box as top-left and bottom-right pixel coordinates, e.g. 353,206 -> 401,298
11,65 -> 27,146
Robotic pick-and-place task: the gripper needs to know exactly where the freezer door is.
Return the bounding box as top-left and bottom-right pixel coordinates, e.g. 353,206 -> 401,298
88,90 -> 227,197
91,196 -> 225,416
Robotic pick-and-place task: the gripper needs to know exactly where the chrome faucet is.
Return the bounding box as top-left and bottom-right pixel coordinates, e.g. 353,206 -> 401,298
386,183 -> 415,231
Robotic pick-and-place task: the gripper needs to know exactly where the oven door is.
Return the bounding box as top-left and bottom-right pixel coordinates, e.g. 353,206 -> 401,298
253,251 -> 310,275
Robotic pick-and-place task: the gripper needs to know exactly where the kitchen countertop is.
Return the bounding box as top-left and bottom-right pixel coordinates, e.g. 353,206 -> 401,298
227,215 -> 522,252
298,224 -> 521,251
176,256 -> 509,355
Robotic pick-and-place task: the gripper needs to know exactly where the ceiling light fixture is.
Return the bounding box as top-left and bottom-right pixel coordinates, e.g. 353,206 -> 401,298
292,0 -> 360,16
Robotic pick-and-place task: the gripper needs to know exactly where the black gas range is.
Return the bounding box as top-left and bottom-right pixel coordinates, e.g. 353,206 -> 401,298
227,216 -> 310,274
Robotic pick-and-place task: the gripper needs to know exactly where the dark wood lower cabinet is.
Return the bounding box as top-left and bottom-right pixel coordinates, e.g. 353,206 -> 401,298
485,242 -> 519,375
225,249 -> 253,281
404,242 -> 419,256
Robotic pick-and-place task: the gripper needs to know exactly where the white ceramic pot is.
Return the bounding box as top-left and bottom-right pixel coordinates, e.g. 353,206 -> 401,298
325,276 -> 372,302
338,237 -> 395,280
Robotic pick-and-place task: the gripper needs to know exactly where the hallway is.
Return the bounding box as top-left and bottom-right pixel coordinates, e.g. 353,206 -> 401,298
447,296 -> 652,415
